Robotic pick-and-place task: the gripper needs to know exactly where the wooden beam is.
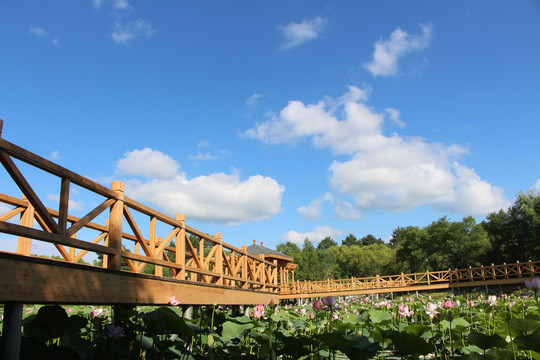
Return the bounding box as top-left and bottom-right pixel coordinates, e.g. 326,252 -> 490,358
0,149 -> 60,234
58,178 -> 70,234
0,221 -> 115,256
0,252 -> 279,305
0,139 -> 116,199
107,181 -> 124,270
122,205 -> 152,257
66,198 -> 114,237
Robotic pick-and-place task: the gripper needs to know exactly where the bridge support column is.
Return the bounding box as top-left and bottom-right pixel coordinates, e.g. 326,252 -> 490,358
1,301 -> 23,360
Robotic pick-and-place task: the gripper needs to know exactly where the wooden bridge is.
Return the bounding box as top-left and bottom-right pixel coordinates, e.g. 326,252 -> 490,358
1,118 -> 538,307
0,119 -> 284,307
280,260 -> 540,299
1,119 -> 539,357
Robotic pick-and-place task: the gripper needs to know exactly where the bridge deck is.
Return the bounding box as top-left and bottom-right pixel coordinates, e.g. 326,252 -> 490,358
0,252 -> 279,305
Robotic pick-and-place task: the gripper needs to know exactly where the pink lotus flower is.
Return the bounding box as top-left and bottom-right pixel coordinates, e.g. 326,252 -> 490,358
313,300 -> 323,311
486,295 -> 498,306
253,304 -> 264,319
91,308 -> 104,318
443,300 -> 455,309
398,304 -> 414,317
425,302 -> 439,319
106,324 -> 125,340
525,277 -> 540,290
169,296 -> 180,306
67,308 -> 73,313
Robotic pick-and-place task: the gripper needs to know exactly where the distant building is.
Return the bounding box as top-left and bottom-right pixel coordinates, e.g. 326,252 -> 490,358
245,240 -> 297,286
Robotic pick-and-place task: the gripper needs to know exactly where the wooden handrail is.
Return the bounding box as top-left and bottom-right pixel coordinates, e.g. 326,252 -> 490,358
0,122 -> 279,293
280,260 -> 540,295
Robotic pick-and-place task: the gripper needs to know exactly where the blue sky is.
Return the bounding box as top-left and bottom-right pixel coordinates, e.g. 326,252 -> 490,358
1,1 -> 539,258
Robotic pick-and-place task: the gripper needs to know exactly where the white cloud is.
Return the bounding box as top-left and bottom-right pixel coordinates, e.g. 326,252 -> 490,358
364,23 -> 432,77
278,17 -> 327,50
298,193 -> 361,220
50,150 -> 60,160
113,0 -> 132,10
246,93 -> 262,108
188,152 -> 219,161
114,148 -> 285,225
115,148 -> 180,179
385,108 -> 405,127
245,86 -> 509,216
125,173 -> 285,225
333,199 -> 362,220
29,26 -> 58,45
535,179 -> 540,191
29,27 -> 48,37
297,198 -> 323,220
280,225 -> 342,244
93,0 -> 103,9
111,18 -> 155,45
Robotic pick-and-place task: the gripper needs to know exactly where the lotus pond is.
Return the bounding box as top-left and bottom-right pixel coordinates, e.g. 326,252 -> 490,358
3,281 -> 540,359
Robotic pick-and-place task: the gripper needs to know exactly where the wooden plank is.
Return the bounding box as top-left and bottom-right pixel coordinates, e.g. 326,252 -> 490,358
154,227 -> 180,258
0,206 -> 24,222
0,139 -> 117,199
66,198 -> 114,237
0,221 -> 115,255
0,252 -> 279,305
0,193 -> 27,207
0,149 -> 60,234
17,202 -> 34,256
107,182 -> 124,270
122,205 -> 152,257
58,178 -> 70,234
176,214 -> 186,280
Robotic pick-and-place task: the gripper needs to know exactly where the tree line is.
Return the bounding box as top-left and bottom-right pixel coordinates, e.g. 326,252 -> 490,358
277,190 -> 540,281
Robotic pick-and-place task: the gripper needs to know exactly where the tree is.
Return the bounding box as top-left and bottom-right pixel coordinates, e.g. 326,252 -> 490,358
296,239 -> 324,281
392,217 -> 490,272
391,226 -> 426,272
276,242 -> 302,262
341,234 -> 358,247
484,190 -> 540,263
360,234 -> 383,246
336,244 -> 395,278
318,246 -> 342,279
318,236 -> 337,250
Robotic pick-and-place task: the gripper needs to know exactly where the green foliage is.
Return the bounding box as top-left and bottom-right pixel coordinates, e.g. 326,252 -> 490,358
392,216 -> 490,272
11,290 -> 540,359
484,190 -> 540,263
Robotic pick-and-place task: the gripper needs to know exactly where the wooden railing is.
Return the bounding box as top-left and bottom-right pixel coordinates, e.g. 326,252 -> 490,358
281,261 -> 540,296
0,120 -> 278,293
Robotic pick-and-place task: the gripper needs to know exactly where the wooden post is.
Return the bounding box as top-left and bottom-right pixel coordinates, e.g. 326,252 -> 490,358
176,214 -> 186,280
260,254 -> 266,291
1,301 -> 23,360
155,237 -> 163,276
215,233 -> 223,285
108,181 -> 124,270
103,219 -> 109,268
58,178 -> 70,234
273,259 -> 278,288
17,196 -> 33,256
241,245 -> 248,289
